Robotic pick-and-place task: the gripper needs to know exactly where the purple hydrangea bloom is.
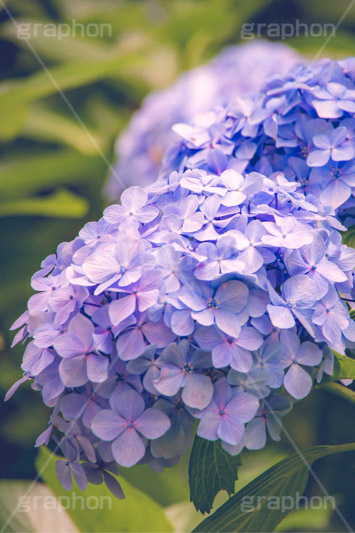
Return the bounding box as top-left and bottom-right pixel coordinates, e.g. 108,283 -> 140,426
7,56 -> 355,497
91,389 -> 170,467
105,40 -> 301,197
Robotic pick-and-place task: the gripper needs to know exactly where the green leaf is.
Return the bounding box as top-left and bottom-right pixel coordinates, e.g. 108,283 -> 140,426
0,103 -> 28,141
0,150 -> 105,199
342,225 -> 355,248
188,436 -> 241,514
321,351 -> 355,383
193,442 -> 355,532
35,447 -> 173,533
0,54 -> 140,140
0,479 -> 79,532
23,105 -> 107,155
0,190 -> 88,218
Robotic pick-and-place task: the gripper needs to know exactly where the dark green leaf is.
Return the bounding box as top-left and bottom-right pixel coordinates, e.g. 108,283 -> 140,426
193,443 -> 355,533
189,435 -> 241,514
35,447 -> 173,533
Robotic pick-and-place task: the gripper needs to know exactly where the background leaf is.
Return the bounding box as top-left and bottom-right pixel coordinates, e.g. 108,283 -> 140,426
0,479 -> 78,533
342,225 -> 355,248
193,443 -> 355,532
0,190 -> 88,218
188,435 -> 241,514
35,447 -> 173,533
321,352 -> 355,383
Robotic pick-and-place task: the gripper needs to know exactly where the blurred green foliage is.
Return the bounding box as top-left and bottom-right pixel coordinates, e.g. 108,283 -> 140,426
0,1 -> 354,532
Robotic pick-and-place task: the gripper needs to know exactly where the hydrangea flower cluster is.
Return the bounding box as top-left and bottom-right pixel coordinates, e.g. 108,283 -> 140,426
7,56 -> 355,498
162,57 -> 355,225
105,40 -> 301,198
8,166 -> 355,496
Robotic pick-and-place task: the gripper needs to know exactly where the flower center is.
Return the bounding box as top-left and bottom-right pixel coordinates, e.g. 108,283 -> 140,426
208,297 -> 220,309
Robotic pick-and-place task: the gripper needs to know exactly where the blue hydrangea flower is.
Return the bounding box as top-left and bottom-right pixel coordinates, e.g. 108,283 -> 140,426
105,40 -> 301,197
7,56 -> 355,498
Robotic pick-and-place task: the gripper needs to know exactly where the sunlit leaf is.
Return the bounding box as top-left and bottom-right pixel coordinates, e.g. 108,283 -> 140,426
0,190 -> 88,218
35,447 -> 173,533
0,149 -> 105,198
0,479 -> 79,533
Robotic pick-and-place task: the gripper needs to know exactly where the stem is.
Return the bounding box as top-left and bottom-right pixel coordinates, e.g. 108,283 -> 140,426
319,382 -> 355,406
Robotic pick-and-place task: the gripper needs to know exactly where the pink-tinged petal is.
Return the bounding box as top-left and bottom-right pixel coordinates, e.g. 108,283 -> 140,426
91,409 -> 126,440
69,314 -> 94,344
112,429 -> 145,467
217,415 -> 244,445
215,309 -> 242,338
179,288 -> 207,311
236,327 -> 263,350
197,412 -> 220,441
110,389 -> 145,422
192,308 -> 215,327
136,205 -> 159,223
284,363 -> 312,399
171,310 -> 194,336
59,356 -> 88,387
182,373 -> 213,409
60,393 -> 86,419
83,246 -> 117,283
109,295 -> 136,326
312,99 -> 342,119
245,418 -> 266,450
142,319 -> 176,348
87,354 -> 109,383
195,261 -> 220,281
332,142 -> 354,161
135,407 -> 170,439
239,246 -> 264,273
121,186 -> 148,211
116,329 -> 146,360
320,180 -> 351,210
182,212 -> 204,233
55,461 -> 72,490
82,400 -> 102,428
306,149 -> 330,167
53,333 -> 85,359
227,392 -> 259,423
212,342 -> 234,368
103,204 -> 126,224
282,275 -> 317,307
297,342 -> 322,366
229,346 -> 253,373
216,281 -> 249,313
194,325 -> 221,350
267,305 -> 295,329
5,375 -> 31,402
154,366 -> 184,396
137,289 -> 159,312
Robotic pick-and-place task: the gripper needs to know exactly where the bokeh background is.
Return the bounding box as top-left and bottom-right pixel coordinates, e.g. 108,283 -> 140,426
0,0 -> 354,531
